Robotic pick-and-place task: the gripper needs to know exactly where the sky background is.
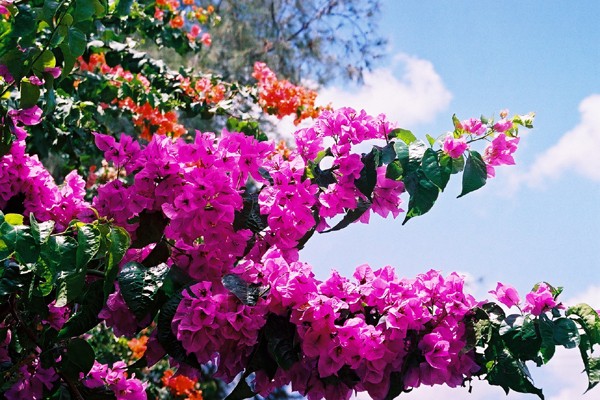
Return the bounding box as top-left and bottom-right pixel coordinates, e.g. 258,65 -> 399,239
285,1 -> 600,399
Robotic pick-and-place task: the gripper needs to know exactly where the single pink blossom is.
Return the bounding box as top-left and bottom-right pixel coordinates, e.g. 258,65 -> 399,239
442,134 -> 468,158
489,282 -> 520,308
523,283 -> 557,316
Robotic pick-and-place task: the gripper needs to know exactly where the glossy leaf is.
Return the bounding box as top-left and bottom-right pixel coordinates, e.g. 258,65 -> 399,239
76,224 -> 100,269
118,262 -> 169,320
458,150 -> 487,198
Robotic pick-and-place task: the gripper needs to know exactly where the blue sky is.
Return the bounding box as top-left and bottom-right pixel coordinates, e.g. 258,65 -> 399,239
295,1 -> 600,399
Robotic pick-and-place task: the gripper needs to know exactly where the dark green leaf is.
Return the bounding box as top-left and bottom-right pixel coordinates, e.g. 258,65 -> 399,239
402,170 -> 439,224
60,338 -> 95,379
439,153 -> 465,175
115,0 -> 134,17
265,314 -> 299,370
58,280 -> 104,338
118,262 -> 169,320
224,377 -> 256,400
20,80 -> 41,109
538,314 -> 555,364
322,198 -> 371,233
157,292 -> 201,368
76,224 -> 100,268
67,28 -> 87,58
104,226 -> 130,300
458,150 -> 487,198
500,314 -> 541,361
355,149 -> 378,199
73,0 -> 96,21
385,161 -> 403,181
421,148 -> 448,190
42,0 -> 61,24
486,349 -> 544,399
380,142 -> 396,165
553,318 -> 580,349
0,219 -> 39,264
130,211 -> 168,248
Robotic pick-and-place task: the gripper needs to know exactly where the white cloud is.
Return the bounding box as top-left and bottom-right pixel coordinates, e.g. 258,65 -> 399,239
520,94 -> 600,186
318,53 -> 452,127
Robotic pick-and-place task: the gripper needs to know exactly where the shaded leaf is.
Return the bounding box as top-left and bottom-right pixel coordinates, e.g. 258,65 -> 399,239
458,150 -> 487,198
118,262 -> 169,320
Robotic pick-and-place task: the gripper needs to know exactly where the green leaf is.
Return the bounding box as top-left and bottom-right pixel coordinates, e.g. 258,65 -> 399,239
76,224 -> 101,269
67,27 -> 87,58
500,314 -> 541,361
425,134 -> 436,147
402,170 -> 439,224
393,140 -> 409,168
130,211 -> 168,248
30,214 -> 55,245
55,267 -> 86,307
115,0 -> 134,17
486,349 -> 544,399
567,304 -> 600,346
388,128 -> 417,144
538,314 -> 556,364
585,356 -> 600,392
11,7 -> 36,38
225,377 -> 256,400
440,153 -> 465,175
32,50 -> 56,75
553,317 -> 580,349
104,226 -> 130,299
408,140 -> 427,165
42,0 -> 61,24
60,338 -> 95,379
58,280 -> 104,338
322,198 -> 371,233
355,149 -> 378,199
458,150 -> 487,198
74,0 -> 96,21
157,292 -> 201,368
421,148 -> 448,190
265,314 -> 299,370
20,80 -> 41,109
118,262 -> 169,320
0,219 -> 39,264
385,161 -> 403,181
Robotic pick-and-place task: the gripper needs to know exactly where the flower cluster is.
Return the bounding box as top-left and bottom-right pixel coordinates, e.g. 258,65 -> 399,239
154,0 -> 216,46
441,111 -> 526,178
0,115 -> 90,228
253,62 -> 328,124
490,282 -> 558,316
161,369 -> 204,400
206,249 -> 481,399
83,360 -> 147,400
4,358 -> 57,400
173,281 -> 269,381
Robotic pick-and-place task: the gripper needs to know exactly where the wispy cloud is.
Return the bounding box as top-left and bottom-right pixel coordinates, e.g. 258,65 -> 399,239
520,94 -> 600,187
318,53 -> 452,127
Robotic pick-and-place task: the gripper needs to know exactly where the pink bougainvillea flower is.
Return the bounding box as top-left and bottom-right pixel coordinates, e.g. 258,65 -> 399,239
483,134 -> 520,177
460,118 -> 487,136
493,118 -> 513,133
489,282 -> 520,308
442,134 -> 468,158
523,283 -> 557,316
44,67 -> 62,78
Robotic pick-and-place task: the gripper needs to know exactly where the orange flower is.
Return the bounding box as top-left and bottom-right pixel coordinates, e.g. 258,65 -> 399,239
170,14 -> 184,29
162,369 -> 204,400
127,335 -> 148,359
